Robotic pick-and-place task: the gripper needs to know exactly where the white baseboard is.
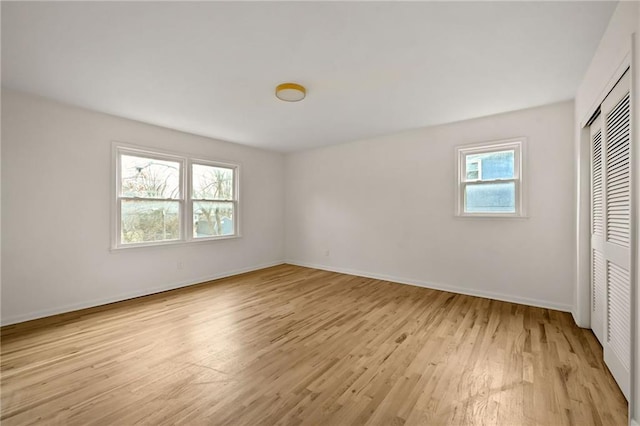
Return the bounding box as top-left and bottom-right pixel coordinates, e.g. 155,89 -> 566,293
571,309 -> 583,328
1,261 -> 285,326
285,260 -> 573,313
572,311 -> 591,329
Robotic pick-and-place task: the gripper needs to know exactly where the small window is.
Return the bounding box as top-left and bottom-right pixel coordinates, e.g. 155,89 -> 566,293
114,145 -> 239,248
191,162 -> 237,239
455,139 -> 525,217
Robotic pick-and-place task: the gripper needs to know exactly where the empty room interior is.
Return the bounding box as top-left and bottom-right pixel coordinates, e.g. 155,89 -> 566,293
1,1 -> 639,425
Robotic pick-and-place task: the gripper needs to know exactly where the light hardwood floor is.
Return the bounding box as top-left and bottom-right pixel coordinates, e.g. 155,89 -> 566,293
1,264 -> 627,425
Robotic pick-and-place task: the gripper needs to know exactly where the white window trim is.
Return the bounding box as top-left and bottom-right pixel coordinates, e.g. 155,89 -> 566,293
455,137 -> 527,218
112,142 -> 241,250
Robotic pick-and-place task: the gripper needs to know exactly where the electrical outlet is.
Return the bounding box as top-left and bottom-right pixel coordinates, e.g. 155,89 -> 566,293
324,250 -> 330,257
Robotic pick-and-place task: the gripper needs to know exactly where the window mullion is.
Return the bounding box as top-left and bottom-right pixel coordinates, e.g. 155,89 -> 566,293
184,159 -> 191,241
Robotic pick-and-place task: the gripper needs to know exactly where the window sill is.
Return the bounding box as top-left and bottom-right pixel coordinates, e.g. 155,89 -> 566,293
110,234 -> 242,252
454,214 -> 529,219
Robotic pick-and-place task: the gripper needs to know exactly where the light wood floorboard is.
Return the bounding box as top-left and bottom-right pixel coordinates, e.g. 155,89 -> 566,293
1,264 -> 627,425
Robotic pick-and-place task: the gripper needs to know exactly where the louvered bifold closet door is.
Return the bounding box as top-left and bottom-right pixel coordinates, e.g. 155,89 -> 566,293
601,70 -> 631,400
606,93 -> 631,248
590,116 -> 605,344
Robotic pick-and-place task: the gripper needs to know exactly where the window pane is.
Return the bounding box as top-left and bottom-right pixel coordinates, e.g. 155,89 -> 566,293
121,155 -> 181,199
121,200 -> 180,244
192,164 -> 234,200
466,161 -> 480,180
465,182 -> 515,213
465,150 -> 514,181
193,201 -> 234,237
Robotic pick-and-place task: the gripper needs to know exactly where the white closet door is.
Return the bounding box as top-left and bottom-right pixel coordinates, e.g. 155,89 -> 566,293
590,114 -> 605,344
600,70 -> 631,400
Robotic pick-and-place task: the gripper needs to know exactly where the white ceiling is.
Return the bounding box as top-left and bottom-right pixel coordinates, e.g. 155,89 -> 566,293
2,2 -> 616,152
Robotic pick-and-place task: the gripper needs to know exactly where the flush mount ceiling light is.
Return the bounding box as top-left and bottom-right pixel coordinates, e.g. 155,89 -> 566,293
275,82 -> 306,102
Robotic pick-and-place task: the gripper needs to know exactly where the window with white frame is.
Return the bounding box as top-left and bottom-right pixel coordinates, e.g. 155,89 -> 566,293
191,162 -> 236,239
455,139 -> 524,217
115,145 -> 238,248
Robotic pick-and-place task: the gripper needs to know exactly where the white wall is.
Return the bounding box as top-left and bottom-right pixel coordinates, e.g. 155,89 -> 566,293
285,100 -> 575,311
1,90 -> 285,325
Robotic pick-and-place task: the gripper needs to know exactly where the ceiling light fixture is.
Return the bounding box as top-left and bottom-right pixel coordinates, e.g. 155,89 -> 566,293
275,82 -> 306,102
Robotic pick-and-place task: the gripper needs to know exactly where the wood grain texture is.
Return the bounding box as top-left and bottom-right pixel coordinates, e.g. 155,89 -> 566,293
1,264 -> 627,425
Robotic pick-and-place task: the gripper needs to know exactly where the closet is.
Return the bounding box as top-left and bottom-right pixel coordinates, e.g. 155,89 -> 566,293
590,69 -> 632,399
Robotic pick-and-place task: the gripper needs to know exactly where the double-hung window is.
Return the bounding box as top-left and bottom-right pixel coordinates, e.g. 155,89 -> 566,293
455,138 -> 525,217
191,162 -> 237,239
117,151 -> 184,245
114,145 -> 239,248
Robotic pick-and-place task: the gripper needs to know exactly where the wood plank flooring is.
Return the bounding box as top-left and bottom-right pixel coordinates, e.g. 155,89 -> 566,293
1,264 -> 627,425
